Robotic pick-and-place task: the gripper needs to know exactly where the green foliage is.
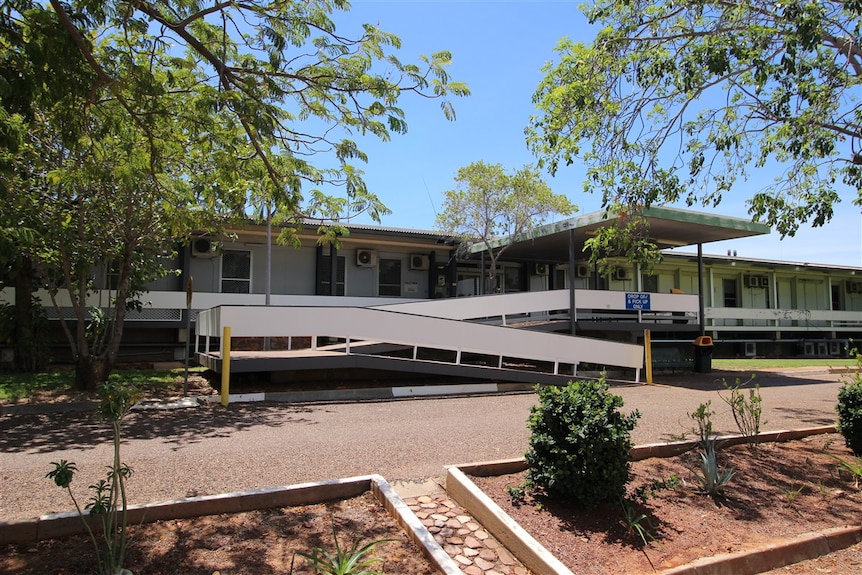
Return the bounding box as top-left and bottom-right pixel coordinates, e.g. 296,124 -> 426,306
693,437 -> 734,497
506,483 -> 526,504
2,0 -> 468,388
528,1 -> 861,244
719,376 -> 766,445
689,401 -> 715,447
837,345 -> 862,456
435,161 -> 576,292
830,455 -> 862,490
618,497 -> 655,546
293,518 -> 394,575
632,474 -> 681,504
524,377 -> 641,508
583,210 -> 663,276
783,484 -> 805,505
46,381 -> 139,575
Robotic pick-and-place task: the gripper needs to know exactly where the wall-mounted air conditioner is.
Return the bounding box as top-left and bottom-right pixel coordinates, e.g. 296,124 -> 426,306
744,275 -> 768,288
409,254 -> 430,270
576,264 -> 589,278
846,280 -> 862,294
356,249 -> 377,267
191,237 -> 220,258
744,342 -> 757,357
613,268 -> 629,281
534,263 -> 549,276
829,341 -> 842,356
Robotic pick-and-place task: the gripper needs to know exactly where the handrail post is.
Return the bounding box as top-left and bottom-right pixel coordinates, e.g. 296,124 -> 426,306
221,326 -> 231,406
644,329 -> 653,385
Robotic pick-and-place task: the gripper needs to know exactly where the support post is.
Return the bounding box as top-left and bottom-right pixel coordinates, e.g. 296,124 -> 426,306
697,243 -> 705,335
644,328 -> 653,385
568,229 -> 577,336
220,326 -> 231,406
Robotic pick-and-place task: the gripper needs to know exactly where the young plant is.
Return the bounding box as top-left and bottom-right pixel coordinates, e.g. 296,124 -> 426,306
693,437 -> 734,497
46,381 -> 140,575
719,376 -> 766,445
632,474 -> 681,504
292,518 -> 394,575
525,377 -> 641,508
836,343 -> 862,456
689,401 -> 714,447
830,454 -> 862,490
618,497 -> 655,546
783,484 -> 805,505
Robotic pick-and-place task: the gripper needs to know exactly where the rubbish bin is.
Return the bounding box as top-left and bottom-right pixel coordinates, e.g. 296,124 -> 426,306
693,335 -> 714,373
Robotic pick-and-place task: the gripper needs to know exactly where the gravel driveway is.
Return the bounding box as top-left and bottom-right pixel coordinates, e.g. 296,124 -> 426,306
0,368 -> 848,522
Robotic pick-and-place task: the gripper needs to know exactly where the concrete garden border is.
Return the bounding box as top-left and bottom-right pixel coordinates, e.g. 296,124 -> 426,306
445,425 -> 862,575
0,474 -> 462,575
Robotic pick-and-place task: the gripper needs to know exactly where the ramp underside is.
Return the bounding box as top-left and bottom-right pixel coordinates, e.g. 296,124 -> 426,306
196,349 -> 575,386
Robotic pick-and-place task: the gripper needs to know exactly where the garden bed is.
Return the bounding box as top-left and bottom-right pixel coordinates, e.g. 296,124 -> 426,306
0,477 -> 454,575
462,433 -> 862,574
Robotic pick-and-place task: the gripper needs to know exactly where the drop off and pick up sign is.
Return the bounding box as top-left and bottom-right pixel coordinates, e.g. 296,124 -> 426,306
625,292 -> 651,310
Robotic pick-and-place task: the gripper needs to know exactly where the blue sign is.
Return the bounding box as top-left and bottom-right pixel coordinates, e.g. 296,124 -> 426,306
626,292 -> 651,310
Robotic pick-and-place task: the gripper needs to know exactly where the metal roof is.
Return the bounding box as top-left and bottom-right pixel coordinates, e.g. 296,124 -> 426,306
471,206 -> 771,261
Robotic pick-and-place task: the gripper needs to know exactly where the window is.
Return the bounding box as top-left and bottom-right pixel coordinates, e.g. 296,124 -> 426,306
379,258 -> 402,296
316,255 -> 345,296
221,250 -> 251,293
503,266 -> 524,293
643,275 -> 659,293
722,278 -> 738,307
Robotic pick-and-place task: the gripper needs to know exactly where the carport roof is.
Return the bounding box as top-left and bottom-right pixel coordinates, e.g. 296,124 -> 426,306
471,206 -> 771,262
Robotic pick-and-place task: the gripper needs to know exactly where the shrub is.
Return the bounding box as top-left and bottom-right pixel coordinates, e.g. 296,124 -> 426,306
524,377 -> 641,508
719,376 -> 766,446
837,344 -> 862,456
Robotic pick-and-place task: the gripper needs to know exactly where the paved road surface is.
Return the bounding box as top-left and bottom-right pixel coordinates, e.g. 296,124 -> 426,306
0,369 -> 848,522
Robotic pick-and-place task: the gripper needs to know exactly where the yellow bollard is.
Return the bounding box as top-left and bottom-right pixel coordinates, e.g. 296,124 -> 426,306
644,329 -> 653,385
221,326 -> 231,406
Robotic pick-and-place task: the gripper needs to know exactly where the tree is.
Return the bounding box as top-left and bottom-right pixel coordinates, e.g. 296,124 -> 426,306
1,0 -> 468,389
435,161 -> 576,293
528,1 -> 861,240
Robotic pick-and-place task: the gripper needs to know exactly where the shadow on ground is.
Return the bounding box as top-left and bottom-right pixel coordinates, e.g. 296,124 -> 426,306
0,402 -> 327,455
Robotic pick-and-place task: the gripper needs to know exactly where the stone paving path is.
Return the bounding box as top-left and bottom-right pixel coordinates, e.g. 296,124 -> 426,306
403,492 -> 531,575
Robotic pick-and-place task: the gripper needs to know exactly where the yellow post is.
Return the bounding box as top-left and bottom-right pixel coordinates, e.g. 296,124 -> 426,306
220,326 -> 231,406
644,329 -> 653,385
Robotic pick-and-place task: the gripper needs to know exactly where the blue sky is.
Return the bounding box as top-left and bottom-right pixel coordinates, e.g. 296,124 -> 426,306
325,1 -> 862,267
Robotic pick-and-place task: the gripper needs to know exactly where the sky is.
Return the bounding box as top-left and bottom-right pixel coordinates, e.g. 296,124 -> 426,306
320,0 -> 862,268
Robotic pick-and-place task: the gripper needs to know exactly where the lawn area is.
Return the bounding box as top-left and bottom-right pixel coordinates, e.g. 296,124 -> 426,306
712,357 -> 856,371
0,367 -> 206,401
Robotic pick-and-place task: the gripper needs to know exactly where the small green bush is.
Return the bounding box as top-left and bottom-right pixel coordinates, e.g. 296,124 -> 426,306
524,377 -> 641,508
837,346 -> 862,456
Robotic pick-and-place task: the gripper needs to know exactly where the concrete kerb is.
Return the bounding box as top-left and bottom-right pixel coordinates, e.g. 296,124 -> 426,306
0,475 -> 463,575
445,425 -> 853,575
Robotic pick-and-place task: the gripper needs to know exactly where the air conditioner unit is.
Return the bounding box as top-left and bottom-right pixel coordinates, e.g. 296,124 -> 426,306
534,263 -> 549,276
409,254 -> 430,270
744,275 -> 759,288
576,264 -> 589,278
612,268 -> 629,281
744,342 -> 757,357
759,276 -> 769,288
846,281 -> 862,294
191,237 -> 220,258
356,249 -> 377,267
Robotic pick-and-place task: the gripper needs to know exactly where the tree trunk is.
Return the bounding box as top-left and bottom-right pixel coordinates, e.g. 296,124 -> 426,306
75,354 -> 109,392
13,257 -> 42,371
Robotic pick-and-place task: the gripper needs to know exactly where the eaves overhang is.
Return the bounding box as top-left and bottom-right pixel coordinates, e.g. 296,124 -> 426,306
469,206 -> 771,262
